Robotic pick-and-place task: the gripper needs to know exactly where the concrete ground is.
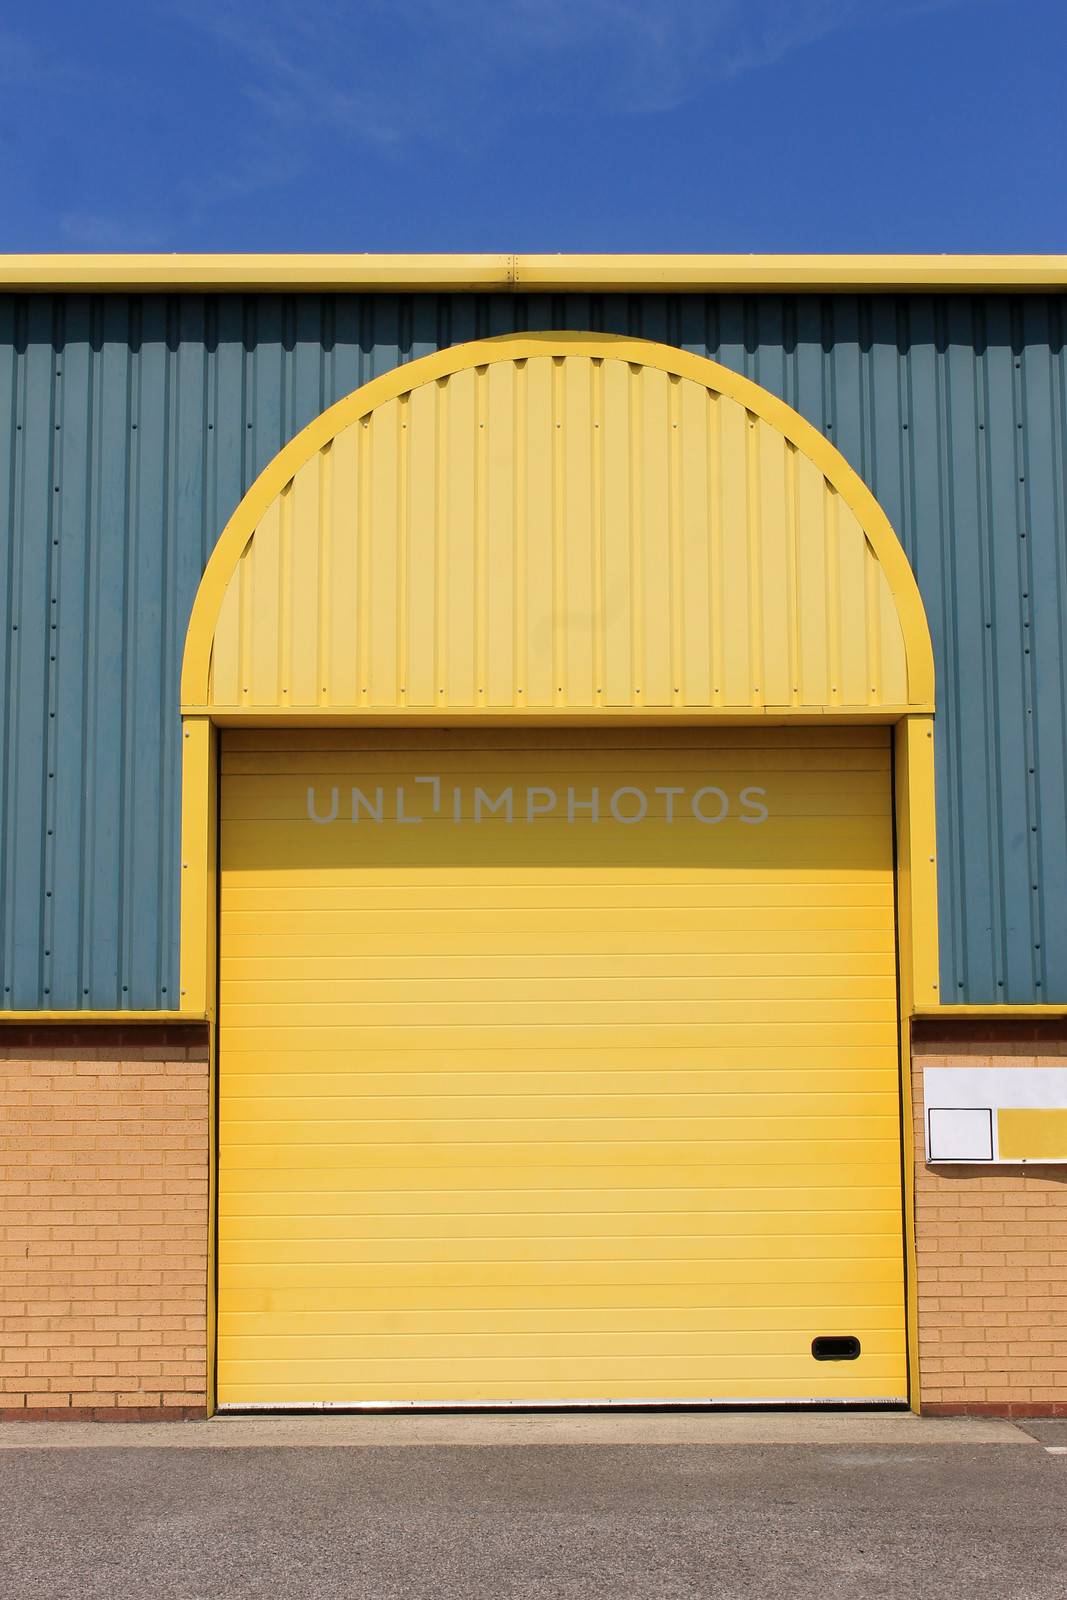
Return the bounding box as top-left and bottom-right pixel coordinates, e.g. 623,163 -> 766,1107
2,1414 -> 1065,1599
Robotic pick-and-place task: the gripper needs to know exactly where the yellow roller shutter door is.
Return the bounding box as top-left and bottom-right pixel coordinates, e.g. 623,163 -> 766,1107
218,729 -> 906,1406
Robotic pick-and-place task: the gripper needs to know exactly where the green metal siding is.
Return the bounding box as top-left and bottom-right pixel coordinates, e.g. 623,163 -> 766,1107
1,292 -> 1065,1008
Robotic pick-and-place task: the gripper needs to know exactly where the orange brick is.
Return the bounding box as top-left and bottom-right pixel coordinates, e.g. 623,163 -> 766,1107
1,1047 -> 207,1415
913,1042 -> 1067,1413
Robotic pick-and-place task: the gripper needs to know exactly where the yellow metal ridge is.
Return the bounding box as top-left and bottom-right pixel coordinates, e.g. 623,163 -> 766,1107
0,1010 -> 208,1024
2,254 -> 1067,294
912,1004 -> 1067,1019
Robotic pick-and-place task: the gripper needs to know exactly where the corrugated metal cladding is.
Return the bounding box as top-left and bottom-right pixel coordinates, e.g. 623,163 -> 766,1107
207,355 -> 910,714
0,292 -> 1065,1008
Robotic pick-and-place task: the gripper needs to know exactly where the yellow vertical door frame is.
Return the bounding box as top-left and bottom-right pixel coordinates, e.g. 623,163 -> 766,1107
180,716 -> 219,1410
192,707 -> 937,1413
894,713 -> 939,1409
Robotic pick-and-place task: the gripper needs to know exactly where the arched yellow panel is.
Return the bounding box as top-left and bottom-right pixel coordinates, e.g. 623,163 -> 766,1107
182,334 -> 933,715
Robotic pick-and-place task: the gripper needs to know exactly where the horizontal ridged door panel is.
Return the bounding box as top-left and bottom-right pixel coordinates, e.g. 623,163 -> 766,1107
217,726 -> 905,1405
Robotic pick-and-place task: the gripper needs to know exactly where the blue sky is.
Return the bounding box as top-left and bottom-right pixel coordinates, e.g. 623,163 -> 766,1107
1,0 -> 1063,251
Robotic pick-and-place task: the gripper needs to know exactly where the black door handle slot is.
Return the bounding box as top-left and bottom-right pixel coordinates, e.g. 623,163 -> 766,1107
811,1335 -> 861,1361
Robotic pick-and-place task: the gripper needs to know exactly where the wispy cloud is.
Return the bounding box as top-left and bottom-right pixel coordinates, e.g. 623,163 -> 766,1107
5,1 -> 985,245
0,24 -> 91,88
172,0 -> 975,136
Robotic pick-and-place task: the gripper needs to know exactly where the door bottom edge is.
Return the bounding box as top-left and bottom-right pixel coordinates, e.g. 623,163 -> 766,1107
216,1396 -> 911,1414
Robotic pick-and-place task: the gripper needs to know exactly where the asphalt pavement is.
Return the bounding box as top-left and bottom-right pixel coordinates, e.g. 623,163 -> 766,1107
2,1417 -> 1065,1600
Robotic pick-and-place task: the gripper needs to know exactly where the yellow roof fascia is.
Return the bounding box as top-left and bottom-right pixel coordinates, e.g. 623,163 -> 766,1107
912,1005 -> 1067,1020
2,254 -> 1067,294
0,1010 -> 208,1024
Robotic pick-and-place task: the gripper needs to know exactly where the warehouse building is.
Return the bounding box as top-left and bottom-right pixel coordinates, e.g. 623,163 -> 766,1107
1,255 -> 1065,1418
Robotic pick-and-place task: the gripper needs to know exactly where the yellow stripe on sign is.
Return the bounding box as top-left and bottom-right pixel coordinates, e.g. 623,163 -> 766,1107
217,729 -> 906,1406
997,1108 -> 1067,1161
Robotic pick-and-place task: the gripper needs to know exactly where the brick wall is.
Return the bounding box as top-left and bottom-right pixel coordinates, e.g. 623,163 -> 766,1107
912,1021 -> 1067,1417
0,1025 -> 210,1420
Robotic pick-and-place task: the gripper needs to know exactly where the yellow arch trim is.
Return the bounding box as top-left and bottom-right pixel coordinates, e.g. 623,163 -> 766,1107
180,333 -> 940,1414
180,331 -> 934,711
